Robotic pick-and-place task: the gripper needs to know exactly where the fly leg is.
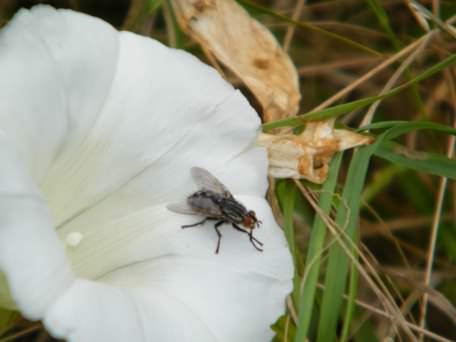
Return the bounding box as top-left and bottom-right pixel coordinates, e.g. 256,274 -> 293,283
232,224 -> 264,252
248,230 -> 264,248
214,220 -> 224,254
232,224 -> 264,246
182,217 -> 217,229
181,218 -> 208,229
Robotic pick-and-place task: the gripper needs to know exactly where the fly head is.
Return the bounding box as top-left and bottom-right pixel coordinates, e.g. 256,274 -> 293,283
242,210 -> 262,229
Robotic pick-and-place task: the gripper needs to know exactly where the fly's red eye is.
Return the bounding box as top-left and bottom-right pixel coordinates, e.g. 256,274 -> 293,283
242,216 -> 254,229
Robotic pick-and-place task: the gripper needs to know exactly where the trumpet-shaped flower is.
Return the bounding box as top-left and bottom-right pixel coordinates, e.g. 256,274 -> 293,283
0,5 -> 293,342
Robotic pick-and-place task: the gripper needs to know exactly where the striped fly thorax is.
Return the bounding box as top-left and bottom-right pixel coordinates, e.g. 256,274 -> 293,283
218,197 -> 248,224
187,190 -> 247,225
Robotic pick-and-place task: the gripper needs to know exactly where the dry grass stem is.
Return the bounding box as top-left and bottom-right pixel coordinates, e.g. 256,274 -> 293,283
314,283 -> 453,342
293,180 -> 417,340
282,0 -> 306,52
286,295 -> 298,325
310,34 -> 432,113
361,213 -> 454,236
0,324 -> 41,342
361,34 -> 433,126
307,14 -> 456,115
298,56 -> 383,76
163,1 -> 178,48
418,62 -> 456,339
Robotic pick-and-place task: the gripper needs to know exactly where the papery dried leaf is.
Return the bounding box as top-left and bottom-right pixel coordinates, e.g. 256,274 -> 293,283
171,0 -> 300,122
258,120 -> 373,183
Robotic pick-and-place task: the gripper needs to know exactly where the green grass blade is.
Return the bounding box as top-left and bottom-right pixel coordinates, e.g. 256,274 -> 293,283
311,119 -> 456,339
375,141 -> 456,179
358,120 -> 409,130
262,54 -> 456,131
365,0 -> 426,118
383,122 -> 456,140
276,180 -> 302,307
146,0 -> 163,12
314,121 -> 455,339
294,153 -> 343,342
165,0 -> 186,48
361,120 -> 456,135
316,144 -> 377,342
340,261 -> 360,342
362,164 -> 405,203
272,314 -> 296,342
277,180 -> 298,262
354,318 -> 380,342
362,120 -> 456,139
0,309 -> 16,337
365,0 -> 401,49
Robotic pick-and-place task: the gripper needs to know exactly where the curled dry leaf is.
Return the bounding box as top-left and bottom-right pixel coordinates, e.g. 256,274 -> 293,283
258,120 -> 373,183
170,0 -> 300,122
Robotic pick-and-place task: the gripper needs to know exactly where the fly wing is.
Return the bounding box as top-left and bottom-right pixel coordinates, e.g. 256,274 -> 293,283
166,201 -> 198,215
190,167 -> 232,197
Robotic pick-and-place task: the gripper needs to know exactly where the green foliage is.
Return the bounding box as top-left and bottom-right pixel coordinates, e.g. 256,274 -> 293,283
295,153 -> 343,341
271,314 -> 296,342
317,145 -> 375,342
257,0 -> 456,338
262,54 -> 456,131
353,315 -> 380,342
365,0 -> 401,49
440,225 -> 456,262
375,141 -> 456,180
275,119 -> 456,340
0,309 -> 16,337
238,0 -> 382,56
145,0 -> 163,13
276,180 -> 305,306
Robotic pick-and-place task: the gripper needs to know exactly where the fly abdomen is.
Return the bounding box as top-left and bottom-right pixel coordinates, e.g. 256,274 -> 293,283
187,190 -> 224,217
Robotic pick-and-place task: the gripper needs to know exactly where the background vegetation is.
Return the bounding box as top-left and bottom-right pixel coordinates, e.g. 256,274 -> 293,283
0,0 -> 455,341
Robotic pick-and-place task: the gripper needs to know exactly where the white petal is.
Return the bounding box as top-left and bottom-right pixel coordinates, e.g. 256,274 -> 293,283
59,193 -> 291,278
0,5 -> 119,182
0,6 -> 293,342
219,146 -> 269,196
44,279 -> 216,342
0,139 -> 73,318
100,261 -> 290,342
54,195 -> 292,341
0,6 -> 263,225
39,28 -> 261,228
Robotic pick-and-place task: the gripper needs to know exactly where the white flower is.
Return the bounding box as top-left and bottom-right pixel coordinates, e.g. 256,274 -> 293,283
0,5 -> 293,342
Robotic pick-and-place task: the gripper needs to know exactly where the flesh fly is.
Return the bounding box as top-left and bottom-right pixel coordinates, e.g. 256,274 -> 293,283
167,167 -> 263,254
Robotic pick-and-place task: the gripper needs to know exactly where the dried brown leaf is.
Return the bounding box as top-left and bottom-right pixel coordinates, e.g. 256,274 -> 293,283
258,120 -> 373,183
171,0 -> 300,122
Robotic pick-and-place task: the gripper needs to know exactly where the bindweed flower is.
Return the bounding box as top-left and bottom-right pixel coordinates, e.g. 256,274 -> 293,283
0,5 -> 293,342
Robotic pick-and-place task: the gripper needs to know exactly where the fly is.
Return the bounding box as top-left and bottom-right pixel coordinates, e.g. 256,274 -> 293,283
167,167 -> 263,254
